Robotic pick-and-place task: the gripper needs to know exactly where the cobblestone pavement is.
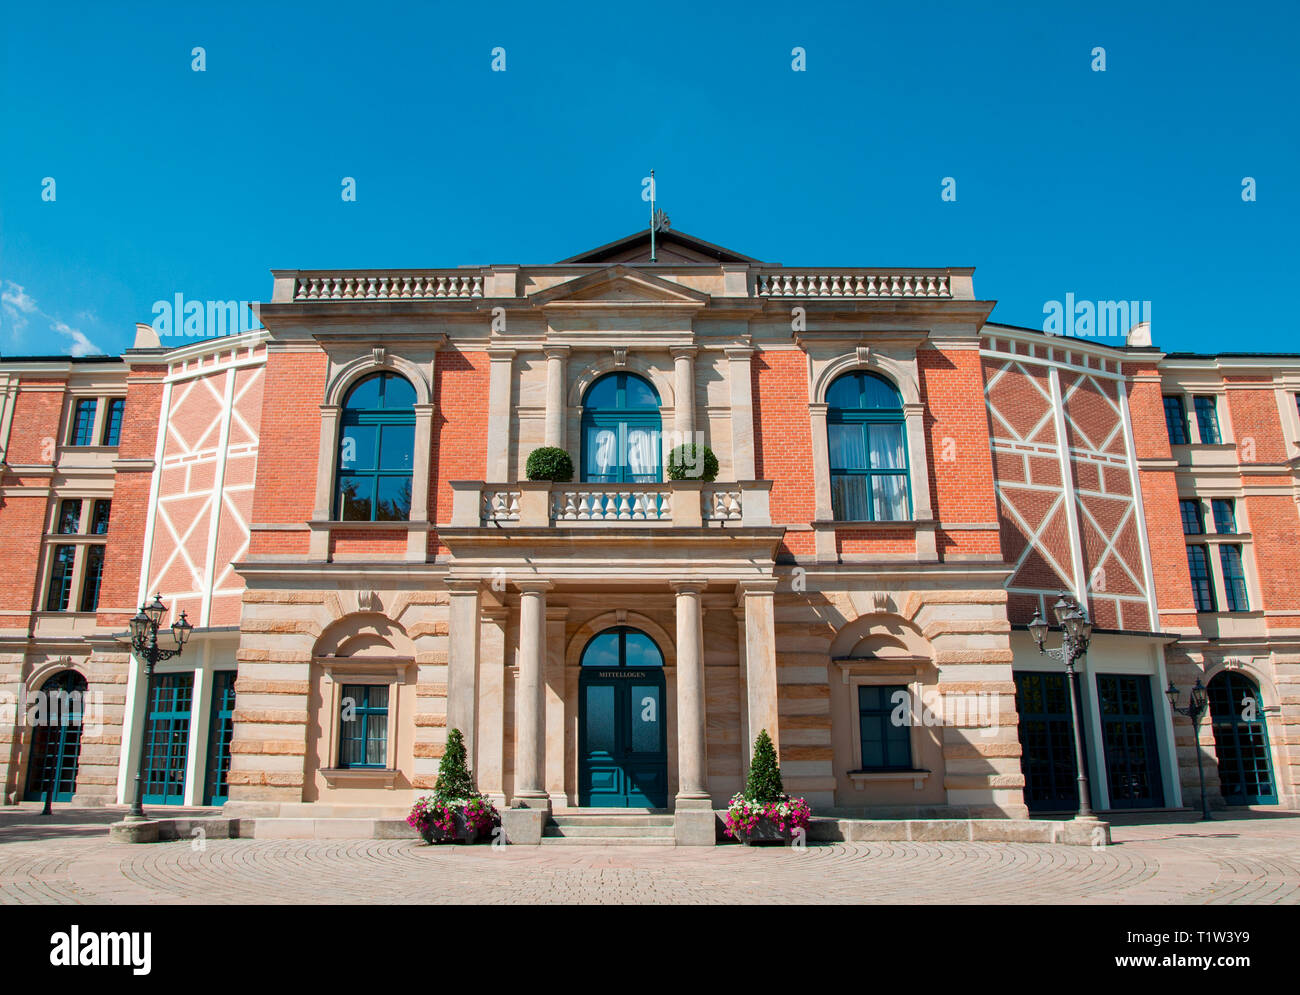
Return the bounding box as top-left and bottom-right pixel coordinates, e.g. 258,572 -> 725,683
1,808 -> 1297,904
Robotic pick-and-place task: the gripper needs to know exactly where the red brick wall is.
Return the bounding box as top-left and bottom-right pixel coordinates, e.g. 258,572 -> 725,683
430,349 -> 489,554
95,367 -> 165,626
1245,494 -> 1300,620
247,349 -> 328,557
1226,379 -> 1287,464
752,349 -> 815,558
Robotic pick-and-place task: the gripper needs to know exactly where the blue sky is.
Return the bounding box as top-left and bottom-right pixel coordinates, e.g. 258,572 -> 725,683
2,1 -> 1296,357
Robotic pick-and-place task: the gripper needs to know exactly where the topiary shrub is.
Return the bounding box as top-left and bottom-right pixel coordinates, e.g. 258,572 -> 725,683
433,727 -> 478,801
743,729 -> 785,802
525,446 -> 574,482
665,442 -> 719,482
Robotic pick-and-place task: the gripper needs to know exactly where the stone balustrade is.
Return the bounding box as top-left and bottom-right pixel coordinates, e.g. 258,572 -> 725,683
293,272 -> 484,301
449,480 -> 772,528
756,270 -> 952,299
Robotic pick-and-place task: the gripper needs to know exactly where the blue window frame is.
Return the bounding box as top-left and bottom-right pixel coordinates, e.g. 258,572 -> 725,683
827,372 -> 910,522
336,373 -> 415,522
338,684 -> 389,769
1163,396 -> 1189,445
1211,498 -> 1237,534
1220,545 -> 1249,612
57,499 -> 82,535
78,546 -> 104,612
101,398 -> 125,446
45,545 -> 76,611
25,671 -> 87,803
581,373 -> 662,484
69,399 -> 97,447
1208,672 -> 1277,805
204,671 -> 237,805
1193,395 -> 1221,444
1186,545 -> 1217,612
142,673 -> 193,805
856,684 -> 913,770
1179,499 -> 1204,535
90,499 -> 111,535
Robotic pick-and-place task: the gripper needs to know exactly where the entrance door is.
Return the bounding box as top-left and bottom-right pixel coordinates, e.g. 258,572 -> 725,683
1208,672 -> 1278,805
1014,671 -> 1080,813
203,671 -> 237,806
25,671 -> 87,803
142,672 -> 194,805
579,627 -> 668,808
1096,674 -> 1165,808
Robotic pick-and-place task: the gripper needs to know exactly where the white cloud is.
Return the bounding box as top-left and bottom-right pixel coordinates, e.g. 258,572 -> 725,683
1,281 -> 102,355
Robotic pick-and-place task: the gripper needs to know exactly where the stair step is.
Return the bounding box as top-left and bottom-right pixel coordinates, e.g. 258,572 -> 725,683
539,835 -> 676,846
544,824 -> 674,838
550,814 -> 674,828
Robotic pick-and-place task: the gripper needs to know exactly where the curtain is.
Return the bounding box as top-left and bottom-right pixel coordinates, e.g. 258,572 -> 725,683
627,428 -> 657,478
592,429 -> 617,476
828,423 -> 867,470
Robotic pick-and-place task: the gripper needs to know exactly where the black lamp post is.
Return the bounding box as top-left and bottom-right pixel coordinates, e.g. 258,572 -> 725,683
1028,594 -> 1096,819
125,594 -> 192,821
1166,678 -> 1213,820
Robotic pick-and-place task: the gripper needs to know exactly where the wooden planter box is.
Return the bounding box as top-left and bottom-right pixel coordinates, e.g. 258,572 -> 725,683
419,809 -> 494,845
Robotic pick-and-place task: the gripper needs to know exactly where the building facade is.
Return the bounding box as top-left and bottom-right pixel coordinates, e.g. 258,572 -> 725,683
0,230 -> 1296,836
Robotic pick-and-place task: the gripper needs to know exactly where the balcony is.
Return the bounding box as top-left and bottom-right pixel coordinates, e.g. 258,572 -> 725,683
448,480 -> 771,529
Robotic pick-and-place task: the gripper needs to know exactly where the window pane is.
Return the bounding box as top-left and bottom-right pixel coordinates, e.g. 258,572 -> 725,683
626,428 -> 659,480
339,425 -> 376,472
1179,500 -> 1204,535
630,685 -> 660,753
1163,396 -> 1188,445
585,685 -> 615,753
338,476 -> 374,521
584,375 -> 619,409
828,423 -> 868,470
1194,396 -> 1221,444
623,630 -> 663,669
58,500 -> 82,535
1211,498 -> 1236,534
79,546 -> 105,612
831,474 -> 870,521
379,375 -> 415,409
1186,545 -> 1216,612
91,500 -> 111,535
71,399 -> 97,446
622,375 -> 659,409
581,631 -> 620,668
343,375 -> 382,410
45,545 -> 76,611
867,423 -> 906,469
1220,545 -> 1249,612
826,374 -> 861,409
378,424 -> 413,470
375,476 -> 411,521
859,373 -> 902,409
871,474 -> 910,520
102,398 -> 125,446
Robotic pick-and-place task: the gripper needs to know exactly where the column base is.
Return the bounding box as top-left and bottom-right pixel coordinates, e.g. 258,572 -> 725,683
510,792 -> 552,811
1059,815 -> 1111,846
673,796 -> 718,846
500,807 -> 548,845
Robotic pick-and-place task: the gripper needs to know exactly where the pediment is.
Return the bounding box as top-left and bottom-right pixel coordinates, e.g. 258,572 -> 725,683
529,265 -> 710,308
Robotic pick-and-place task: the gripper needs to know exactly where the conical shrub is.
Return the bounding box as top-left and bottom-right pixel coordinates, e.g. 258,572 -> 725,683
434,727 -> 478,801
744,729 -> 784,802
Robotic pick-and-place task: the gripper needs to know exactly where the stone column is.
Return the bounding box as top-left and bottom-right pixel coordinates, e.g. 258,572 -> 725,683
513,581 -> 551,808
310,404 -> 341,560
407,402 -> 435,560
672,347 -> 697,440
543,346 -> 568,450
727,345 -> 756,480
672,580 -> 715,844
545,606 -> 569,807
739,581 -> 780,762
808,401 -> 836,561
445,581 -> 482,758
486,348 -> 515,482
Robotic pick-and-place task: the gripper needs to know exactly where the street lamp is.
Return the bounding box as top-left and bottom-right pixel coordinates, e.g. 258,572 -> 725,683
1028,594 -> 1096,819
125,594 -> 191,821
1166,678 -> 1213,820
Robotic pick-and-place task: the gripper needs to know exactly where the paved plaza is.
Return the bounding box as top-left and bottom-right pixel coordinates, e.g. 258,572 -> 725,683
0,807 -> 1296,904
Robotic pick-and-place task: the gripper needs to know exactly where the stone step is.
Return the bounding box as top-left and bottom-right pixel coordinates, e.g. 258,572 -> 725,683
539,835 -> 676,846
550,814 -> 674,828
249,818 -> 417,840
544,823 -> 675,838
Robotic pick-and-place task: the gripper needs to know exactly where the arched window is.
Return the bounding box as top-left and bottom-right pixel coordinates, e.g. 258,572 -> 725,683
581,373 -> 662,484
26,670 -> 87,802
826,371 -> 910,521
1208,672 -> 1278,804
336,372 -> 416,521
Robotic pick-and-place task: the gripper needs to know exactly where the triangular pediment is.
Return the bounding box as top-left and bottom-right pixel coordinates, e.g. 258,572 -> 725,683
529,265 -> 710,308
558,229 -> 762,265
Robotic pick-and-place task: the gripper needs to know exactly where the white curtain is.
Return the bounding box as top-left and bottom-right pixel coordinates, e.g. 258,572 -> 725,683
828,423 -> 867,469
627,429 -> 657,477
593,429 -> 617,476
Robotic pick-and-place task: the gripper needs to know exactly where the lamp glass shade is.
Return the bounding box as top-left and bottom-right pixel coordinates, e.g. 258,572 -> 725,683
1190,679 -> 1207,713
144,594 -> 167,628
128,610 -> 151,645
1028,612 -> 1048,646
1077,612 -> 1093,641
172,611 -> 193,650
1165,682 -> 1179,712
1053,596 -> 1072,626
1063,610 -> 1083,640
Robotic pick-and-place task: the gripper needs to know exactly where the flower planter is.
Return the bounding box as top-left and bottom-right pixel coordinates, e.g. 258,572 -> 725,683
419,809 -> 493,845
408,795 -> 499,846
731,816 -> 796,846
723,794 -> 811,846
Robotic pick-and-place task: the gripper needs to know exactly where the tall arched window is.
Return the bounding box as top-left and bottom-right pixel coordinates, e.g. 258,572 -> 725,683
827,371 -> 910,521
336,372 -> 416,521
26,670 -> 87,802
1208,671 -> 1278,804
581,373 -> 662,483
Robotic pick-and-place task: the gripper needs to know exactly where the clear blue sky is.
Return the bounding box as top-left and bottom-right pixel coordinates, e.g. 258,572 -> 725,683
2,1 -> 1296,357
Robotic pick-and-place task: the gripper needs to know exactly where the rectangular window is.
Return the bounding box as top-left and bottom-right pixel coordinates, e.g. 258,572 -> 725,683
45,545 -> 76,611
90,499 -> 111,535
79,545 -> 105,612
1179,499 -> 1204,535
856,684 -> 913,770
1211,498 -> 1237,534
1186,545 -> 1217,613
1193,395 -> 1222,444
101,398 -> 125,446
57,499 -> 82,535
69,399 -> 97,447
1163,396 -> 1189,445
337,684 -> 389,769
1220,545 -> 1250,612
829,422 -> 910,522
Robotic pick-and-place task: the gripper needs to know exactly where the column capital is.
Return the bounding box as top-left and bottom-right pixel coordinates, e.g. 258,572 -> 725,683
487,347 -> 517,361
543,344 -> 570,359
735,578 -> 779,599
671,345 -> 699,359
514,579 -> 554,595
445,578 -> 483,594
669,580 -> 707,595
